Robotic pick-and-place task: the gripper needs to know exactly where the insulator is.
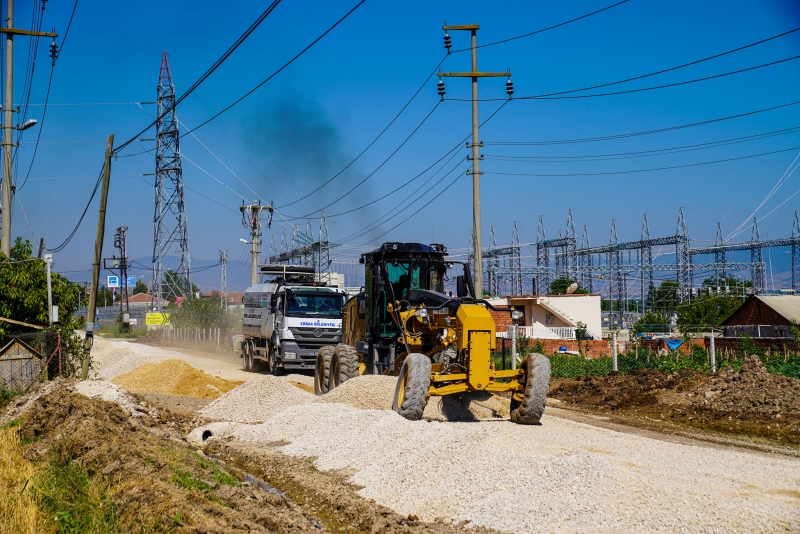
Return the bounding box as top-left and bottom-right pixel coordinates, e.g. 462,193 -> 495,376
437,79 -> 445,98
506,80 -> 514,97
443,34 -> 451,51
49,40 -> 58,60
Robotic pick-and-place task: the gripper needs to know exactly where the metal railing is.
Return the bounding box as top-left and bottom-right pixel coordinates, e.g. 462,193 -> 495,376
497,325 -> 576,340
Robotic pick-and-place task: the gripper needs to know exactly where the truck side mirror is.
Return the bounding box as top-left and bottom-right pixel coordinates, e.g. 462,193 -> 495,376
457,275 -> 468,298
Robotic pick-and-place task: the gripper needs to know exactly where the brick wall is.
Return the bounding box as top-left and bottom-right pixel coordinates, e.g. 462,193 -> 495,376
497,337 -> 617,358
489,309 -> 512,332
723,298 -> 787,326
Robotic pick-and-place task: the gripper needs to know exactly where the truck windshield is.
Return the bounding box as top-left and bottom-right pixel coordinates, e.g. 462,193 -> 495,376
285,292 -> 344,317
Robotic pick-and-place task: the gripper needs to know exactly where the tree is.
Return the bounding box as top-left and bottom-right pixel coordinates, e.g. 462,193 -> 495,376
0,238 -> 81,335
677,293 -> 742,334
162,269 -> 199,303
169,291 -> 235,329
631,311 -> 671,336
133,280 -> 148,295
702,275 -> 752,289
646,280 -> 680,314
547,277 -> 588,295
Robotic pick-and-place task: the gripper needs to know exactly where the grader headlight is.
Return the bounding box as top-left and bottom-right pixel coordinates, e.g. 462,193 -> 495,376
414,308 -> 429,318
511,310 -> 523,320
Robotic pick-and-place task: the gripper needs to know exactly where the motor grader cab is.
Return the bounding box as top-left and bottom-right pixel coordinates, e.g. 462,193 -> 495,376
313,242 -> 550,425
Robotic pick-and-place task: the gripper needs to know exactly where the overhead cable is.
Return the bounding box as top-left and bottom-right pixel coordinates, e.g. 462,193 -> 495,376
113,0 -> 284,155
484,145 -> 800,177
485,99 -> 800,145
447,55 -> 800,102
483,125 -> 800,162
451,0 -> 631,53
277,53 -> 448,209
178,0 -> 366,139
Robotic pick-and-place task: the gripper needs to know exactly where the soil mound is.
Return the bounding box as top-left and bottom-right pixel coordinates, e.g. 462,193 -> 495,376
550,355 -> 800,445
112,359 -> 242,399
201,375 -> 313,422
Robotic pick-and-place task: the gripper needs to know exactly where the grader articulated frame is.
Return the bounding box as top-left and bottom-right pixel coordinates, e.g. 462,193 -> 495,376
313,242 -> 550,424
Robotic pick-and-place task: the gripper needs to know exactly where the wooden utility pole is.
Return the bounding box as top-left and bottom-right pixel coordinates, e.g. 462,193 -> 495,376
83,134 -> 114,378
0,1 -> 56,256
440,23 -> 511,298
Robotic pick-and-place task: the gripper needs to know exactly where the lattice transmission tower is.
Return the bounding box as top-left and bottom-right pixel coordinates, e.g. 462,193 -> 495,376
152,52 -> 191,309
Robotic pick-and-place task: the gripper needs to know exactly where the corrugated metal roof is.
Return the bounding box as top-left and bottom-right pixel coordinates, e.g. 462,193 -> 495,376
754,295 -> 800,323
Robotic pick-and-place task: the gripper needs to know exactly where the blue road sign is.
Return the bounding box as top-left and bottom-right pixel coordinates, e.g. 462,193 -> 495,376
126,276 -> 137,287
107,275 -> 119,288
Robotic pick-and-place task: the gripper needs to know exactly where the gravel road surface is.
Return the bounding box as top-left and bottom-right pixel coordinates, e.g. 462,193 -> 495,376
103,339 -> 800,532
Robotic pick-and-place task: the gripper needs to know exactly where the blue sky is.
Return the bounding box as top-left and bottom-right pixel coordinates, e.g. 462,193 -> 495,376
5,0 -> 800,291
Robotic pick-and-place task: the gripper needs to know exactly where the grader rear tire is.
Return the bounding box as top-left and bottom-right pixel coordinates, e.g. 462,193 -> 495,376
314,346 -> 335,396
392,353 -> 431,421
510,353 -> 551,425
329,344 -> 360,391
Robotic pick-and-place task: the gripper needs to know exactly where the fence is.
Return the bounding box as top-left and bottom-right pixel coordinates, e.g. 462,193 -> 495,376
491,336 -> 800,380
0,331 -> 64,391
159,327 -> 235,350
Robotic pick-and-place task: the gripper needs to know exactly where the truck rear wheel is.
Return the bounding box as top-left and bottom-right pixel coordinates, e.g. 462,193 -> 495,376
267,345 -> 281,376
510,353 -> 551,425
314,346 -> 335,396
242,340 -> 252,372
392,353 -> 431,421
328,344 -> 359,391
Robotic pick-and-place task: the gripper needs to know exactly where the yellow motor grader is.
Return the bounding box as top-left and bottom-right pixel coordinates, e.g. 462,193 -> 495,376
313,242 -> 550,424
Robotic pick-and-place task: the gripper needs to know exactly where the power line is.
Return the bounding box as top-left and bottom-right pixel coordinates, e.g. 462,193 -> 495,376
17,0 -> 80,193
484,144 -> 800,178
483,125 -> 800,162
518,26 -> 800,99
277,54 -> 448,209
447,55 -> 800,102
292,100 -> 442,218
451,0 -> 631,53
178,0 -> 366,139
45,165 -> 104,253
485,99 -> 800,145
113,0 -> 284,155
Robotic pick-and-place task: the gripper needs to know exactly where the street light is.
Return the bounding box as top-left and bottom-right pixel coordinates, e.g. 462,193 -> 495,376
239,238 -> 249,244
16,118 -> 37,131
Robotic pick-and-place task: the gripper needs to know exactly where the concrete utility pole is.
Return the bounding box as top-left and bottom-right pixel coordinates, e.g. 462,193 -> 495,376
0,3 -> 56,256
439,23 -> 511,298
44,253 -> 52,324
240,201 -> 273,286
84,135 -> 114,376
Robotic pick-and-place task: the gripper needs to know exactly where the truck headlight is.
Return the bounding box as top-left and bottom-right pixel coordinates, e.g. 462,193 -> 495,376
415,308 -> 428,318
511,310 -> 523,320
284,352 -> 297,360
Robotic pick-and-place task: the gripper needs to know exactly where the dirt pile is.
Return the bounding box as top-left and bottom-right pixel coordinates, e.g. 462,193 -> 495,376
201,375 -> 313,423
111,359 -> 242,399
550,355 -> 800,446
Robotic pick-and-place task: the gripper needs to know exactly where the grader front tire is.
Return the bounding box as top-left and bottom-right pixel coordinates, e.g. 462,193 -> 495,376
328,344 -> 359,391
392,353 -> 431,421
314,346 -> 335,396
510,353 -> 551,425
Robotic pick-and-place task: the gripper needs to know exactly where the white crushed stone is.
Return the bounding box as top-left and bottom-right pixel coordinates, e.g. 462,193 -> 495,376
90,337 -> 160,379
220,402 -> 800,533
74,379 -> 154,417
200,375 -> 313,423
314,375 -> 395,410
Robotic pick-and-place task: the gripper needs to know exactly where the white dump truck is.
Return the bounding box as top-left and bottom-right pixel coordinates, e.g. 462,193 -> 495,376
240,265 -> 347,374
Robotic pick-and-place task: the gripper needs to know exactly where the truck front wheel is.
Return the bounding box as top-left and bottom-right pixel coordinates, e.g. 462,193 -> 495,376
328,344 -> 359,391
314,346 -> 335,395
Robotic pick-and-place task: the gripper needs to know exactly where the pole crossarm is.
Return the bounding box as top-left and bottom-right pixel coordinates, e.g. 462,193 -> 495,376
443,24 -> 480,31
0,28 -> 56,37
269,241 -> 329,264
440,72 -> 509,77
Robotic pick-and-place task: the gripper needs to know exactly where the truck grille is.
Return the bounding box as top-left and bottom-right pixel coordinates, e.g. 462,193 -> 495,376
289,327 -> 340,348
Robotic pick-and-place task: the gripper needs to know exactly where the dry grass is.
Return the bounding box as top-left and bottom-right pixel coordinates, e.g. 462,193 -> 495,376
0,425 -> 41,533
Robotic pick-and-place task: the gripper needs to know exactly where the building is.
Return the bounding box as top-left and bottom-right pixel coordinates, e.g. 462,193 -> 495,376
721,295 -> 800,339
490,294 -> 602,340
